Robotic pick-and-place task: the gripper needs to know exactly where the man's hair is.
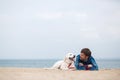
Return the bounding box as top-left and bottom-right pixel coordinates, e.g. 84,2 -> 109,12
81,48 -> 91,57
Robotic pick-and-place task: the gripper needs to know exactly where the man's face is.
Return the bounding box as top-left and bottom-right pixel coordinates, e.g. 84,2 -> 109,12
80,53 -> 88,61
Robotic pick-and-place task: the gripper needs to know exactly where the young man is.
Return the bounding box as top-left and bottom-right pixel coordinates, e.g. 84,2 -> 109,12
75,48 -> 98,70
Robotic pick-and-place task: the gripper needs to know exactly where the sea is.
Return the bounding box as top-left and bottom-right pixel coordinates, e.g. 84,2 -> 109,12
0,59 -> 120,69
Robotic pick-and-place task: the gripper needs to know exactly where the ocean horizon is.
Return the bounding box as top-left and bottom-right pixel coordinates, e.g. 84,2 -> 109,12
0,59 -> 120,69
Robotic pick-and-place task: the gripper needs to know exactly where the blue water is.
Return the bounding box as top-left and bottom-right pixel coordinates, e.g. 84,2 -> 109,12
0,59 -> 120,69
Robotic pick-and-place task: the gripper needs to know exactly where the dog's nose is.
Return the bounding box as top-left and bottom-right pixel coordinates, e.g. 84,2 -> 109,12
73,55 -> 75,58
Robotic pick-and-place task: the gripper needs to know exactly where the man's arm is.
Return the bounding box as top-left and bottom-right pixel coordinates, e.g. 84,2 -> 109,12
75,55 -> 85,70
90,57 -> 99,70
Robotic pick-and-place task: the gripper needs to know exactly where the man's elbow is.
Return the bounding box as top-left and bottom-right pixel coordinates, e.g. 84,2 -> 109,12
75,64 -> 79,70
90,66 -> 99,70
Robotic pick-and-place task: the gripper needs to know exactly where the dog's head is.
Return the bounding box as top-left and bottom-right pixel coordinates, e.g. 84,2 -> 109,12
64,53 -> 75,63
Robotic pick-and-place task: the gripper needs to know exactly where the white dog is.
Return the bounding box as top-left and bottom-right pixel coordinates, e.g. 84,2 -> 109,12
52,53 -> 75,70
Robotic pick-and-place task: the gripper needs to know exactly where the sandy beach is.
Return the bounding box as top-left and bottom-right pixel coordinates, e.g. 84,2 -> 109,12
0,68 -> 119,80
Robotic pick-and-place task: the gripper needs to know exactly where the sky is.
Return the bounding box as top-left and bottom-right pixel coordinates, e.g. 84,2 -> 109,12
0,0 -> 120,59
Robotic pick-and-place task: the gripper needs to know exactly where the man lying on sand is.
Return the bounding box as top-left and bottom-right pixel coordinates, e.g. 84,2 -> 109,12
75,48 -> 98,70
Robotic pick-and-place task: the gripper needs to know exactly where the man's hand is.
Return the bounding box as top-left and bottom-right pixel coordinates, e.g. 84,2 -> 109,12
88,64 -> 93,68
79,63 -> 84,66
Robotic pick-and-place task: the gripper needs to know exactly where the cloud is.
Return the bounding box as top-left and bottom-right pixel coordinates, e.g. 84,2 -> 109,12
98,26 -> 120,40
35,12 -> 87,20
0,11 -> 88,22
36,12 -> 63,19
79,27 -> 100,40
0,0 -> 120,59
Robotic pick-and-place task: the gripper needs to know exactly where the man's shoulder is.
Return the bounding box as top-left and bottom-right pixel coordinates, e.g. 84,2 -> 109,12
76,54 -> 80,57
89,56 -> 95,60
76,54 -> 80,59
